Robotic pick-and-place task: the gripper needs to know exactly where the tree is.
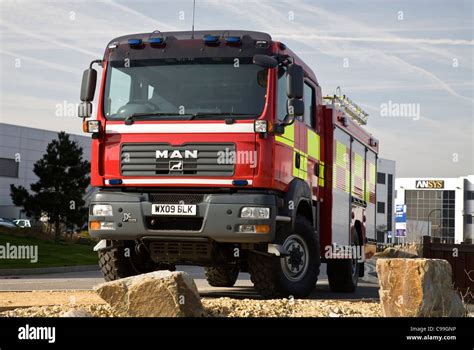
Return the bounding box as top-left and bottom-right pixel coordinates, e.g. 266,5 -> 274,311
11,132 -> 90,242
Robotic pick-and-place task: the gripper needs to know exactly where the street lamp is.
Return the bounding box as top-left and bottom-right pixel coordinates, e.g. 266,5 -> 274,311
427,208 -> 441,237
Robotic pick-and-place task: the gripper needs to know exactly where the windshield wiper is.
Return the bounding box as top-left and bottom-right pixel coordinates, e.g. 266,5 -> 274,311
188,112 -> 258,120
124,113 -> 194,125
124,112 -> 258,125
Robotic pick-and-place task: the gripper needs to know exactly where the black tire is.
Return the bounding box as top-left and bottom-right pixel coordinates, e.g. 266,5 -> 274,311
248,215 -> 320,298
98,241 -> 166,281
327,232 -> 360,292
204,266 -> 239,287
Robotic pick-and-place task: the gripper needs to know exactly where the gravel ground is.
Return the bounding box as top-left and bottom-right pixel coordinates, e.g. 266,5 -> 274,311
0,292 -> 381,317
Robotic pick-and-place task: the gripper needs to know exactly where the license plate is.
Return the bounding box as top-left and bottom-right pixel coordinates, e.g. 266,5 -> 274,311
151,204 -> 197,216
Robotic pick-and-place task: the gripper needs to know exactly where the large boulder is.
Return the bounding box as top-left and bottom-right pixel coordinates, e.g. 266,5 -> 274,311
94,271 -> 204,317
375,247 -> 418,259
376,258 -> 466,317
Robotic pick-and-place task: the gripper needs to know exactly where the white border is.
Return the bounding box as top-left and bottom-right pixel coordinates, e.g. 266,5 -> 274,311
105,178 -> 253,185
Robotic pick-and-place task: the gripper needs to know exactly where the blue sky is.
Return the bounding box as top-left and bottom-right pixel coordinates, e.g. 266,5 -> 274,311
0,0 -> 472,177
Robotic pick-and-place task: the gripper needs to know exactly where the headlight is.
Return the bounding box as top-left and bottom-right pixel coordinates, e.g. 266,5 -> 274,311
240,207 -> 270,219
92,204 -> 113,216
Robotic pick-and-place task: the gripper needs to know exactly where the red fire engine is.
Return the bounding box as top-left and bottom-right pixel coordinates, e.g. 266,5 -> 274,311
79,30 -> 378,298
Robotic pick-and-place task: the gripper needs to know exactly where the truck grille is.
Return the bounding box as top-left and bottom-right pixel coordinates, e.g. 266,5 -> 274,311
121,143 -> 235,176
145,216 -> 204,231
148,193 -> 205,204
149,241 -> 211,263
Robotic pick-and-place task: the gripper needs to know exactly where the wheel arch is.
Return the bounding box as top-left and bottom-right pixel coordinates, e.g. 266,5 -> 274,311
280,178 -> 316,231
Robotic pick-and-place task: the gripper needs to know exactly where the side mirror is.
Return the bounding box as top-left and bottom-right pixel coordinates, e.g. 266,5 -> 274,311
273,99 -> 304,134
287,64 -> 304,99
287,98 -> 304,120
78,102 -> 93,118
80,68 -> 97,102
253,54 -> 278,68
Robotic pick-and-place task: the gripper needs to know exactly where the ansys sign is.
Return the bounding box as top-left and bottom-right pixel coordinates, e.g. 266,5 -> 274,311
415,180 -> 445,189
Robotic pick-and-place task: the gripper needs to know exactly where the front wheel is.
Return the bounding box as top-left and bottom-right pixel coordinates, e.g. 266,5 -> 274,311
98,241 -> 169,281
248,215 -> 320,298
204,266 -> 239,287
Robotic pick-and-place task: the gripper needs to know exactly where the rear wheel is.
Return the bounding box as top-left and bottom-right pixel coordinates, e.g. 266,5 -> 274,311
98,241 -> 170,281
248,215 -> 320,298
204,266 -> 239,287
327,233 -> 360,292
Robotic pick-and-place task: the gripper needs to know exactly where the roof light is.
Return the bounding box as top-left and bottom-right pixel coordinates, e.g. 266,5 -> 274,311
203,34 -> 219,45
128,38 -> 142,47
148,37 -> 165,46
225,36 -> 241,45
255,40 -> 269,48
108,41 -> 119,49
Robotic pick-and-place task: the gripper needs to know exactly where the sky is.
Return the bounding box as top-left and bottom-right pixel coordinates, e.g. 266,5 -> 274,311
0,0 -> 473,177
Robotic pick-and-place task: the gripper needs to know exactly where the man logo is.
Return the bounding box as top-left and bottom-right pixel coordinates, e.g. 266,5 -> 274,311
415,180 -> 444,189
156,150 -> 198,159
169,161 -> 183,171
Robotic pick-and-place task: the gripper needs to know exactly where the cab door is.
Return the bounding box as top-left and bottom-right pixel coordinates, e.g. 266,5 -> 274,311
302,80 -> 320,200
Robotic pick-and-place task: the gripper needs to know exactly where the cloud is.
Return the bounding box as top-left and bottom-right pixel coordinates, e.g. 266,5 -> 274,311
275,34 -> 474,46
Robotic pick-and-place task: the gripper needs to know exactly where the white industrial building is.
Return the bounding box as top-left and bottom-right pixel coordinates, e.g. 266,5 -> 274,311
395,176 -> 474,244
376,158 -> 396,243
0,123 -> 92,219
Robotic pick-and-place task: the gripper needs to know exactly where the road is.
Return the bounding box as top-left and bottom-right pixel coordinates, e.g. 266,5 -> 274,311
0,261 -> 379,300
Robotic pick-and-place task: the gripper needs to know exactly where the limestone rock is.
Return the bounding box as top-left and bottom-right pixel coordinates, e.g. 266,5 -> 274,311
375,247 -> 418,259
60,308 -> 93,317
94,271 -> 204,317
376,258 -> 466,317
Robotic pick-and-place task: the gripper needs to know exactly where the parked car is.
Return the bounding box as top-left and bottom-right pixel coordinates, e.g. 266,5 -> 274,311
0,218 -> 19,228
13,219 -> 32,228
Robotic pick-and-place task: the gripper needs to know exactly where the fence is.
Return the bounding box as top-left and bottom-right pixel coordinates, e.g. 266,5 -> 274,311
422,235 -> 474,301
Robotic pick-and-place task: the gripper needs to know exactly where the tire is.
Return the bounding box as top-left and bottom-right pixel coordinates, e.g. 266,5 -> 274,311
98,241 -> 166,281
248,215 -> 320,298
204,266 -> 239,287
327,232 -> 360,292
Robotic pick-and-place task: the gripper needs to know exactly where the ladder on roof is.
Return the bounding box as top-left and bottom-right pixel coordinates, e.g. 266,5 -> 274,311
323,87 -> 369,125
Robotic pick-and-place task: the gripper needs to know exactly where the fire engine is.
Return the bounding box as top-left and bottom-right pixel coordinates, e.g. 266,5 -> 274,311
79,30 -> 378,298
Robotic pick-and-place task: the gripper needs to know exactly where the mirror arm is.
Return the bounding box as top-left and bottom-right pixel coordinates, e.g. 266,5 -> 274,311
89,59 -> 103,69
276,54 -> 293,66
283,114 -> 296,126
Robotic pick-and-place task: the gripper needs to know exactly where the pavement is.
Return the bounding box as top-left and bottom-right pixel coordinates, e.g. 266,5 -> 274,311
0,260 -> 379,300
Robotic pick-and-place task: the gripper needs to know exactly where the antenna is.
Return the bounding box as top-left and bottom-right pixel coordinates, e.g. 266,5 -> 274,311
191,0 -> 196,39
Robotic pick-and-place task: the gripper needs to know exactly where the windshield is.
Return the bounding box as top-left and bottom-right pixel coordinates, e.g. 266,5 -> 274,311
103,57 -> 268,120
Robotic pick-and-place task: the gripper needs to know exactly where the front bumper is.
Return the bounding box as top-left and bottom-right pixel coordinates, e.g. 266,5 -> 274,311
88,190 -> 278,243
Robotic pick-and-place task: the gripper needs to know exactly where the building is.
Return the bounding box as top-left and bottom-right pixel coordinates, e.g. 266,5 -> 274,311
375,158 -> 396,243
0,123 -> 92,219
395,176 -> 474,244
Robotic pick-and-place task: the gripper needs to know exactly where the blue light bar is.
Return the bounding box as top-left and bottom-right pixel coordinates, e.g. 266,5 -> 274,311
225,36 -> 241,45
108,179 -> 123,185
128,38 -> 142,47
149,37 -> 164,45
232,180 -> 249,186
203,35 -> 219,45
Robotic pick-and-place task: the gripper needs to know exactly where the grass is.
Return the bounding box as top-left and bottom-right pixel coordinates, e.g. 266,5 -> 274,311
0,233 -> 97,269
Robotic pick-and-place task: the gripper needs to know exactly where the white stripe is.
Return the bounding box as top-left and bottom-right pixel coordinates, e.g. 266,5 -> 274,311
106,123 -> 255,134
106,179 -> 253,185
